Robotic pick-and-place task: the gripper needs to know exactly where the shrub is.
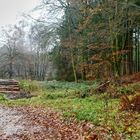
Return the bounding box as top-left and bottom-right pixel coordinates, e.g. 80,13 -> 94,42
19,80 -> 40,92
45,81 -> 98,90
118,86 -> 134,95
119,93 -> 140,112
0,94 -> 7,101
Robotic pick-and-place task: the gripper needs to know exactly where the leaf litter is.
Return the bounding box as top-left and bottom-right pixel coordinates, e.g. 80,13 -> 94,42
0,105 -> 122,140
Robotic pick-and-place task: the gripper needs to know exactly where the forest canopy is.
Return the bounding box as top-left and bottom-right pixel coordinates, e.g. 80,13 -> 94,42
0,0 -> 140,82
0,1 -> 140,140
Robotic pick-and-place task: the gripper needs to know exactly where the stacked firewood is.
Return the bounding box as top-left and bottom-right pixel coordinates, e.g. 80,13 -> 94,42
0,79 -> 20,94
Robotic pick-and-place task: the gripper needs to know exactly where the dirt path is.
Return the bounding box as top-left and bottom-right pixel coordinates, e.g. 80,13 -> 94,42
0,106 -> 24,139
0,105 -> 46,139
0,105 -> 120,140
0,105 -> 84,140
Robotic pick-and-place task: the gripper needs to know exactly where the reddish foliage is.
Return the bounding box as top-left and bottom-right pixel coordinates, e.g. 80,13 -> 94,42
112,50 -> 130,56
0,105 -> 121,140
120,94 -> 140,112
131,94 -> 140,112
120,72 -> 140,85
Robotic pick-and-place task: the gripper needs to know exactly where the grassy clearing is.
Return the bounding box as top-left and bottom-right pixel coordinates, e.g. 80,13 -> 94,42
0,80 -> 140,139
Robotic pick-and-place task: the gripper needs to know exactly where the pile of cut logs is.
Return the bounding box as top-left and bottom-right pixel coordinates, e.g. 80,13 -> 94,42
0,79 -> 20,94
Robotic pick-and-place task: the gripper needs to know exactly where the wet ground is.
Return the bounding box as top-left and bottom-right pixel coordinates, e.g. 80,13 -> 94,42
0,105 -> 47,139
0,105 -> 84,140
0,105 -> 121,140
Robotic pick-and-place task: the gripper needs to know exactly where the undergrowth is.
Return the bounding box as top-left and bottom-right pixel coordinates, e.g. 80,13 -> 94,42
19,80 -> 41,92
0,80 -> 140,139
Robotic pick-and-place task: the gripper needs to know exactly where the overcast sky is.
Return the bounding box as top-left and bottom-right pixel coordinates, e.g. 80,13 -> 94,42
0,0 -> 40,27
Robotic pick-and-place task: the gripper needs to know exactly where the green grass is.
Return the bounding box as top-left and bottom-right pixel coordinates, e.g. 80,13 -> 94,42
19,80 -> 41,92
0,80 -> 140,139
0,92 -> 118,125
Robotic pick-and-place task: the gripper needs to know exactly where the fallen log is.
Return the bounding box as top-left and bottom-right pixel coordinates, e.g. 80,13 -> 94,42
0,88 -> 20,91
0,79 -> 19,85
0,79 -> 33,99
0,79 -> 20,94
95,80 -> 110,93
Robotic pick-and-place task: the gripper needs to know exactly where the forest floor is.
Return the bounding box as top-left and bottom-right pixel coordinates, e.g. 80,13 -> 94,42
0,105 -> 121,140
0,105 -> 84,140
0,79 -> 140,140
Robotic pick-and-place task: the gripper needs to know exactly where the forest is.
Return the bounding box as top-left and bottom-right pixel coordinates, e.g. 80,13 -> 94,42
0,0 -> 140,139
